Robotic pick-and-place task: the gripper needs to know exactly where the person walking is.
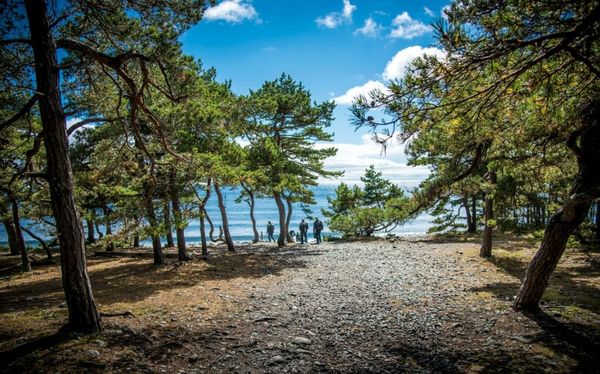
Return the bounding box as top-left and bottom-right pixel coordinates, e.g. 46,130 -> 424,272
266,221 -> 275,242
299,219 -> 309,244
313,218 -> 323,244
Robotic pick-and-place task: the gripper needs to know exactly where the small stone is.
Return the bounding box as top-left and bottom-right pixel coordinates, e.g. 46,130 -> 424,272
95,339 -> 107,347
269,355 -> 285,365
104,329 -> 123,335
291,337 -> 312,345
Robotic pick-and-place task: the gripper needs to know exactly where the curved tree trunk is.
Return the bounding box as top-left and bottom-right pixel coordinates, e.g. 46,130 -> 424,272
25,0 -> 100,333
22,226 -> 53,261
515,101 -> 600,310
241,183 -> 259,243
285,195 -> 294,243
205,208 -> 216,242
273,192 -> 287,248
199,208 -> 208,256
162,199 -> 175,248
214,182 -> 235,252
170,172 -> 188,261
8,196 -> 31,272
1,202 -> 20,256
143,184 -> 164,265
480,172 -> 496,258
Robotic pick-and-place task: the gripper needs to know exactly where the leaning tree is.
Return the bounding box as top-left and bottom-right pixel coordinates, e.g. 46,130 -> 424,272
352,0 -> 599,309
0,0 -> 213,333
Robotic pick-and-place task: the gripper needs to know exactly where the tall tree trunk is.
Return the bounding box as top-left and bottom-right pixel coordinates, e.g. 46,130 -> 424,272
480,172 -> 496,258
214,182 -> 235,252
86,213 -> 95,244
25,0 -> 100,333
170,171 -> 188,261
162,199 -> 175,248
21,226 -> 53,261
1,202 -> 20,256
273,192 -> 287,248
464,195 -> 475,233
199,207 -> 208,256
7,196 -> 31,272
143,184 -> 164,265
102,204 -> 113,251
471,196 -> 478,232
515,101 -> 600,310
284,196 -> 294,243
241,183 -> 259,243
198,178 -> 212,255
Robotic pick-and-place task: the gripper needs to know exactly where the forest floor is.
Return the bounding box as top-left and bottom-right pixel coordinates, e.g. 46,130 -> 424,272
1,235 -> 599,373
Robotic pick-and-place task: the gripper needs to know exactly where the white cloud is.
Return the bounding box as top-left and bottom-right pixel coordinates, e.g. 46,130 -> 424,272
342,0 -> 357,18
333,80 -> 389,105
424,7 -> 435,17
389,11 -> 431,39
354,17 -> 382,37
316,0 -> 356,29
383,45 -> 444,80
318,134 -> 429,187
204,0 -> 258,23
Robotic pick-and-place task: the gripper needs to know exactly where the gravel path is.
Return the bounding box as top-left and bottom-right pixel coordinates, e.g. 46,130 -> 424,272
185,239 -> 599,373
2,238 -> 599,373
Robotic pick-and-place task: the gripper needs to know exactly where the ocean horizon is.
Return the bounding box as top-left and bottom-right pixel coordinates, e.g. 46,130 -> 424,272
0,185 -> 433,248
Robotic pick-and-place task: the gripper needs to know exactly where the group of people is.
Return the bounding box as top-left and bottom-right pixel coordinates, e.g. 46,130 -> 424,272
265,218 -> 324,244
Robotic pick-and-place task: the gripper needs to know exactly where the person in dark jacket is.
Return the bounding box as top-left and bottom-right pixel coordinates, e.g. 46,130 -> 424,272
313,218 -> 323,244
266,221 -> 275,242
299,219 -> 309,244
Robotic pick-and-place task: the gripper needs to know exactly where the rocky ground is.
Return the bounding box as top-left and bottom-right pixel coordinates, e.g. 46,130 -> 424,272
1,236 -> 599,373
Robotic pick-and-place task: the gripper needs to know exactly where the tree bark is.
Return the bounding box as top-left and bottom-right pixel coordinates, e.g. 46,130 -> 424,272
8,196 -> 31,272
25,0 -> 100,333
143,184 -> 164,265
21,226 -> 53,261
480,172 -> 496,258
273,192 -> 287,248
464,195 -> 475,233
169,171 -> 188,261
241,183 -> 259,243
214,182 -> 235,252
2,202 -> 20,256
285,195 -> 294,243
85,213 -> 95,244
471,196 -> 478,232
515,101 -> 600,310
199,207 -> 208,255
162,199 -> 175,248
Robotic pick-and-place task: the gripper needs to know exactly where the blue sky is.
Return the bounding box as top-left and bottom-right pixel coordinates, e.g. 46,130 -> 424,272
179,0 -> 450,184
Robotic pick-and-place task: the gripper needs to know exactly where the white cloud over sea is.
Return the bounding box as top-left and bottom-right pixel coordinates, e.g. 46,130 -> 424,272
318,134 -> 429,189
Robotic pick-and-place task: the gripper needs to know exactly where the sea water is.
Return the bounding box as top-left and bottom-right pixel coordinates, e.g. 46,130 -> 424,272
0,185 -> 432,247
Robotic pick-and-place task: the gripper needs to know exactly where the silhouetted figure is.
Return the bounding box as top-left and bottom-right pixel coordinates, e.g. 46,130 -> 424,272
266,221 -> 275,242
299,219 -> 309,244
313,218 -> 323,244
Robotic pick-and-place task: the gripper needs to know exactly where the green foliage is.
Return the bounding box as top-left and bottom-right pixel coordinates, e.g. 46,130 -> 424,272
323,167 -> 412,237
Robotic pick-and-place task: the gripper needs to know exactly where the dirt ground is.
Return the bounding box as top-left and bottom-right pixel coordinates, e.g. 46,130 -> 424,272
1,236 -> 599,373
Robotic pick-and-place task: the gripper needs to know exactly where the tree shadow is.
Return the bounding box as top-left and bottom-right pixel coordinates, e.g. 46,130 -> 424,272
0,246 -> 310,316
